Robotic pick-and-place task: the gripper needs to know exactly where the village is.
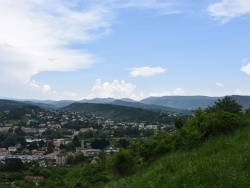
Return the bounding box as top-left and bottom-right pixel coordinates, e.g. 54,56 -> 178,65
0,107 -> 176,166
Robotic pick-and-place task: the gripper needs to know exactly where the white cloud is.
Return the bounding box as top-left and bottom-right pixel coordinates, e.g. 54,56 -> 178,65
89,79 -> 144,100
241,63 -> 250,75
216,82 -> 224,87
0,1 -> 110,75
0,0 -> 179,99
25,80 -> 81,100
207,0 -> 250,23
149,91 -> 171,97
150,88 -> 186,97
173,88 -> 186,95
128,66 -> 166,77
116,0 -> 180,15
0,0 -> 113,99
235,89 -> 242,95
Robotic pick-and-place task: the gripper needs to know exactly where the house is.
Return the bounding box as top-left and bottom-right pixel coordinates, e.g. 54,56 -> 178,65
56,152 -> 68,166
32,150 -> 44,156
8,146 -> 17,152
41,147 -> 48,151
39,123 -> 46,127
0,148 -> 8,156
39,160 -> 46,167
38,128 -> 46,134
145,125 -> 158,130
139,123 -> 145,130
22,149 -> 30,154
22,127 -> 37,134
74,151 -> 84,157
104,120 -> 114,125
86,149 -> 101,157
80,128 -> 93,132
0,127 -> 11,133
53,139 -> 65,148
104,147 -> 118,155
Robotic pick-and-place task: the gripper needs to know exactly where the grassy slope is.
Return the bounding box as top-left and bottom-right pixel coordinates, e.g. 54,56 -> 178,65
106,126 -> 250,188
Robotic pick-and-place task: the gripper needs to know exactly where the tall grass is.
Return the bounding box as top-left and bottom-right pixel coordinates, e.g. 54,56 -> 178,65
106,126 -> 250,188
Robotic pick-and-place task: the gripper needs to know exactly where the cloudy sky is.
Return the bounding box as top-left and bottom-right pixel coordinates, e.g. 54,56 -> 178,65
1,0 -> 250,101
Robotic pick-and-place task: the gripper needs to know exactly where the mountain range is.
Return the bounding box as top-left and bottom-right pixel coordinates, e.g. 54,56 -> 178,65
0,95 -> 250,113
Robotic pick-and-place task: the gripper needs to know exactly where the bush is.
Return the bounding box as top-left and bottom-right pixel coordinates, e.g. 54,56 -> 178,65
110,148 -> 138,176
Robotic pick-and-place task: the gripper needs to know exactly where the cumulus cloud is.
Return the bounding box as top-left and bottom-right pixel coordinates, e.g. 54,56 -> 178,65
128,66 -> 166,77
89,79 -> 144,100
150,88 -> 186,97
216,82 -> 224,87
241,63 -> 250,75
149,91 -> 171,97
235,89 -> 242,95
207,0 -> 250,23
173,88 -> 186,95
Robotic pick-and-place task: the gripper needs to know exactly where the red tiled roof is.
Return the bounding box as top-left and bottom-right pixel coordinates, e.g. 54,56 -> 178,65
25,176 -> 44,181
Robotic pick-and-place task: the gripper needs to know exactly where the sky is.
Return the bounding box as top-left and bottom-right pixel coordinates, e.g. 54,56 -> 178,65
1,0 -> 250,101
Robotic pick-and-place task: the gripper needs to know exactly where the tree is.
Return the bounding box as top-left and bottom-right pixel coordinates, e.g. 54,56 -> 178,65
206,96 -> 242,114
15,127 -> 24,136
73,135 -> 80,147
39,169 -> 52,178
3,137 -> 16,148
118,138 -> 129,149
38,140 -> 45,148
8,128 -> 14,134
3,158 -> 24,171
110,148 -> 137,176
82,130 -> 95,139
65,142 -> 76,151
91,138 -> 110,149
174,117 -> 184,129
28,141 -> 38,150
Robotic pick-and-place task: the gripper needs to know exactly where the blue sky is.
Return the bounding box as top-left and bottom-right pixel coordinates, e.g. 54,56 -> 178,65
0,0 -> 250,100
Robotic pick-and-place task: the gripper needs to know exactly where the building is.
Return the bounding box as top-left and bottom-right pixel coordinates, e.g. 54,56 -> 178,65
8,146 -> 17,152
53,139 -> 65,148
0,148 -> 8,156
32,150 -> 44,156
80,128 -> 93,132
56,152 -> 68,166
86,149 -> 101,157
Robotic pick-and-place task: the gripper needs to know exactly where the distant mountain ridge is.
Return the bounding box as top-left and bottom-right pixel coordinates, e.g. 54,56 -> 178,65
109,100 -> 190,114
1,95 -> 250,113
140,95 -> 250,110
141,96 -> 221,109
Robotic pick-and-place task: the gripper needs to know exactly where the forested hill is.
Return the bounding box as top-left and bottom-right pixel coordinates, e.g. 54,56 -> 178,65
140,95 -> 250,109
61,103 -> 187,123
0,99 -> 38,111
109,100 -> 190,114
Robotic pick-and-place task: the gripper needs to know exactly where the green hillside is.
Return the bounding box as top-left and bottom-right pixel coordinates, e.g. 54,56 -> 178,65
61,102 -> 188,123
106,125 -> 250,187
